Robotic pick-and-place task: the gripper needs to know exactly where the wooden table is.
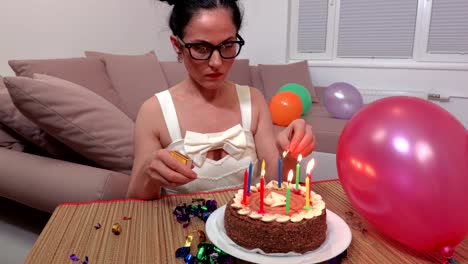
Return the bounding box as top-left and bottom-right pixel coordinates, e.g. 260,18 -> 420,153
25,180 -> 467,263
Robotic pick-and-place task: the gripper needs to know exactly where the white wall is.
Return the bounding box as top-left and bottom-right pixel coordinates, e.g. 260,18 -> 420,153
0,0 -> 288,75
0,0 -> 466,126
0,0 -> 165,74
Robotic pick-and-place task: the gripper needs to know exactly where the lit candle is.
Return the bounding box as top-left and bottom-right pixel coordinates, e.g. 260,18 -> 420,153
304,159 -> 315,210
241,169 -> 248,205
261,159 -> 265,175
295,154 -> 303,191
278,151 -> 288,189
286,170 -> 293,215
304,177 -> 311,210
306,158 -> 315,182
258,167 -> 266,214
247,161 -> 253,195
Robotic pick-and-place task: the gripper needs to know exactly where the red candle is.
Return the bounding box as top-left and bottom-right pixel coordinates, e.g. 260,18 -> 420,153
258,168 -> 266,214
306,158 -> 315,182
241,169 -> 248,205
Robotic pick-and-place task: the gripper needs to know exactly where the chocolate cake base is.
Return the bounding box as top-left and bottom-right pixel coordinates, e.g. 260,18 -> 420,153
224,200 -> 327,254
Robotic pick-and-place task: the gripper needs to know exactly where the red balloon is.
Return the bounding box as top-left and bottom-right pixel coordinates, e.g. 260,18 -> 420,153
269,91 -> 303,126
337,96 -> 468,255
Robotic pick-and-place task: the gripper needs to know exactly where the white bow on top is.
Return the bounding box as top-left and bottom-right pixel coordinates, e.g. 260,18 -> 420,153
184,124 -> 247,167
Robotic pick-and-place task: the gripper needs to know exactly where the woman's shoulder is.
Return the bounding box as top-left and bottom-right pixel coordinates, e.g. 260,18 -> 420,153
242,85 -> 267,104
135,94 -> 164,125
234,83 -> 265,99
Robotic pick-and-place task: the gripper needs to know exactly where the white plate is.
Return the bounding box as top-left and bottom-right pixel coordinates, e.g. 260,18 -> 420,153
206,205 -> 352,264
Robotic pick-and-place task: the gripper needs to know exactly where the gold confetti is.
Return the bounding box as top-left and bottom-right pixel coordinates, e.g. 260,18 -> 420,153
112,223 -> 121,235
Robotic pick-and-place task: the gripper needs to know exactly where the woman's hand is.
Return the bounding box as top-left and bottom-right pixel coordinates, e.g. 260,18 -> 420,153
141,149 -> 197,188
276,119 -> 315,157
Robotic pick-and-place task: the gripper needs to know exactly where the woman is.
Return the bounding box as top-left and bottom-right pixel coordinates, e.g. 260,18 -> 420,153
127,0 -> 315,199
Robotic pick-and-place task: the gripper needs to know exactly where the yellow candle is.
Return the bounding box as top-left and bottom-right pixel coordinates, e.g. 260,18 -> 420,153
304,176 -> 311,210
304,159 -> 315,211
286,170 -> 293,215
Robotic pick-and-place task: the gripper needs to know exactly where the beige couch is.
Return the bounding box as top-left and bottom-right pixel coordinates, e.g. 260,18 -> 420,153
0,52 -> 347,213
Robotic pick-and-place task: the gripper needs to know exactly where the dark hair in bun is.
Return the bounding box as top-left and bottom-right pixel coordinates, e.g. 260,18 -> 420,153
160,0 -> 176,6
159,0 -> 243,38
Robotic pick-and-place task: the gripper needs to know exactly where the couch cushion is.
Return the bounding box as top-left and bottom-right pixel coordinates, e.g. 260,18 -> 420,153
3,74 -> 134,174
8,57 -> 128,114
0,123 -> 25,152
160,61 -> 187,87
160,59 -> 252,87
227,59 -> 252,86
0,148 -> 130,213
258,60 -> 319,103
249,65 -> 265,94
1,75 -> 88,159
85,51 -> 169,120
303,114 -> 348,154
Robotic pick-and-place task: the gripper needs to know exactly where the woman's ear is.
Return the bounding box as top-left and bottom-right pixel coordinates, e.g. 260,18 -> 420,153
170,35 -> 181,54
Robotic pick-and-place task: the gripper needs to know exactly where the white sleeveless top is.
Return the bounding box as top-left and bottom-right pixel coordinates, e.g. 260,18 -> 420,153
155,84 -> 259,195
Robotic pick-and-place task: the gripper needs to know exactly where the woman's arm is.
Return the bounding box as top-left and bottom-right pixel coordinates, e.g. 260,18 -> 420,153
250,87 -> 281,183
251,87 -> 315,183
127,98 -> 164,199
127,97 -> 197,200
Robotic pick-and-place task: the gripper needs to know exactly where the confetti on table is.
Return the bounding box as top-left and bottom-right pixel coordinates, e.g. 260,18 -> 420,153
112,223 -> 122,235
69,254 -> 79,262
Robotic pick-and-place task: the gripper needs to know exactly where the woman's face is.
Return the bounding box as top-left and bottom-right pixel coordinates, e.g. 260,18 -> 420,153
175,8 -> 238,90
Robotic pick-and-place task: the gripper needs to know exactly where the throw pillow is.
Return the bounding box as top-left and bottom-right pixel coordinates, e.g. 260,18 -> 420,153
3,74 -> 134,174
8,57 -> 128,114
0,75 -> 85,159
258,60 -> 319,103
85,51 -> 169,120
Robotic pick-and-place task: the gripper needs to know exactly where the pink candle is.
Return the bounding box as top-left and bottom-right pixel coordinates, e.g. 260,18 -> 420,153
306,158 -> 315,184
241,169 -> 248,205
258,168 -> 266,214
295,154 -> 303,192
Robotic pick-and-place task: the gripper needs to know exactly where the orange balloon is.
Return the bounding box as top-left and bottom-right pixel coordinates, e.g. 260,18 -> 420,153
269,91 -> 303,126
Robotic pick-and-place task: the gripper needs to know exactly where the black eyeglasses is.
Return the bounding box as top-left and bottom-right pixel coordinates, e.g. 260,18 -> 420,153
177,34 -> 245,60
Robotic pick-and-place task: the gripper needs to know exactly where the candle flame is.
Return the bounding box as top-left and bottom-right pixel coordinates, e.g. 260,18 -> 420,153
306,158 -> 315,174
261,159 -> 265,173
297,154 -> 303,162
282,150 -> 288,158
261,168 -> 265,178
287,170 -> 293,182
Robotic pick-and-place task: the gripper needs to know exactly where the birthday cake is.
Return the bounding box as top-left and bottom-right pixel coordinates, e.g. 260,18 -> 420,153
224,180 -> 327,254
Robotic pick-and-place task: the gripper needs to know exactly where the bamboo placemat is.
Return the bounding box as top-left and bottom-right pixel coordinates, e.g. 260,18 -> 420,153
25,181 -> 468,264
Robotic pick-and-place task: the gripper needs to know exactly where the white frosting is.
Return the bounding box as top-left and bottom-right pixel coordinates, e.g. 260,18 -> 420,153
264,192 -> 286,207
290,214 -> 304,222
238,208 -> 251,215
261,214 -> 277,222
231,203 -> 244,209
276,215 -> 291,223
248,212 -> 263,219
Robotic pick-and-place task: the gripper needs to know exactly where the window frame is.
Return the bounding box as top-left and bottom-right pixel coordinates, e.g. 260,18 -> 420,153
289,0 -> 468,69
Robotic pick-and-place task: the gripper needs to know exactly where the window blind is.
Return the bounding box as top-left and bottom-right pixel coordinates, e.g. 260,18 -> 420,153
337,0 -> 418,58
297,0 -> 329,53
427,0 -> 468,54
